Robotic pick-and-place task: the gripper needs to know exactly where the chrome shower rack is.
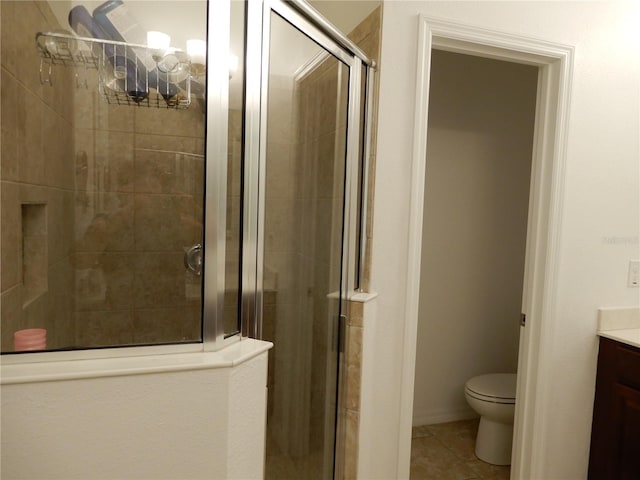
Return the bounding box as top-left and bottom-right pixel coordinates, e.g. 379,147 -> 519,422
35,31 -> 196,109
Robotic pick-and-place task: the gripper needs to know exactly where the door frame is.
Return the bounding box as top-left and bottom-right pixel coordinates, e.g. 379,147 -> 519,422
243,1 -> 371,478
398,16 -> 574,478
243,0 -> 368,337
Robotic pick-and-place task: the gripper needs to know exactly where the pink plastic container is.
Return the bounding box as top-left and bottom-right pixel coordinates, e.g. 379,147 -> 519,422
14,328 -> 47,351
14,328 -> 46,340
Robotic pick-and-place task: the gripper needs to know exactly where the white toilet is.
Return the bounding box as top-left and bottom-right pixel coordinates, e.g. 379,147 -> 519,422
464,373 -> 517,466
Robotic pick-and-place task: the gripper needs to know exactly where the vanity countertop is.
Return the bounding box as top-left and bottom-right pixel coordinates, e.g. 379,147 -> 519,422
597,307 -> 640,349
598,328 -> 640,349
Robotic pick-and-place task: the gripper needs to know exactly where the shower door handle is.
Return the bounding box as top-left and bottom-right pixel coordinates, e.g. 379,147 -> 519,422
184,244 -> 203,275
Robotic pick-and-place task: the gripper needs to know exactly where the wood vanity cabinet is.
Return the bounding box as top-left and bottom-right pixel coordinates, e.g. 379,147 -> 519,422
588,336 -> 640,480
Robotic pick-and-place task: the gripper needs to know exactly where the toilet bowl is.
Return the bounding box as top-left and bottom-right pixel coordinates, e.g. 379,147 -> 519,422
464,373 -> 516,466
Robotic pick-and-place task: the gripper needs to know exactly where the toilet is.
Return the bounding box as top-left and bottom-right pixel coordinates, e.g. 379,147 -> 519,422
464,373 -> 517,466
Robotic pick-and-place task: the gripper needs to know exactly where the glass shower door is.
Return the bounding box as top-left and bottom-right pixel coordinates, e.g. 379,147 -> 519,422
260,9 -> 351,480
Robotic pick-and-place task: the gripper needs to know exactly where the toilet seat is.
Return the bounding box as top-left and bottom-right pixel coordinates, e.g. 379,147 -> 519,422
465,373 -> 516,404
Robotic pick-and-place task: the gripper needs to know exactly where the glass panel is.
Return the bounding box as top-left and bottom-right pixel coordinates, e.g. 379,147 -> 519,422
355,63 -> 368,289
263,12 -> 349,480
224,0 -> 245,337
0,0 -> 208,353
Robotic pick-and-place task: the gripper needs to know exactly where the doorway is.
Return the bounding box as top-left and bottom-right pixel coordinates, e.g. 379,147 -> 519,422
399,17 -> 574,479
410,50 -> 538,478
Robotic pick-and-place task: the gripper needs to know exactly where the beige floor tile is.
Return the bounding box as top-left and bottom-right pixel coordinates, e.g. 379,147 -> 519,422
411,462 -> 479,480
412,424 -> 434,438
428,419 -> 478,461
411,449 -> 478,480
411,419 -> 511,480
411,436 -> 458,466
411,436 -> 478,480
466,459 -> 511,480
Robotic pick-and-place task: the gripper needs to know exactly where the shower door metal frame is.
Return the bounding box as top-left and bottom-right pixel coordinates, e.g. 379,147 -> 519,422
242,0 -> 374,478
242,0 -> 373,340
202,0 -> 241,351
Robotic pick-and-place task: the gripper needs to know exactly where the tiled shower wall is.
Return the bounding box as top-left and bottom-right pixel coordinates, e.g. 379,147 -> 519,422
71,73 -> 204,347
1,1 -> 76,351
1,0 -> 208,350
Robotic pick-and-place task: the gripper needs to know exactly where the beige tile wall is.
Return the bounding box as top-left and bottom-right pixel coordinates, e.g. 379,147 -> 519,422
1,0 -> 76,351
1,0 -> 211,351
72,69 -> 205,347
340,301 -> 364,479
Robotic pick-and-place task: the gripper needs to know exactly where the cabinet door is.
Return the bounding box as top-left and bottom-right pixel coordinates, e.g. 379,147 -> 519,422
588,338 -> 640,480
614,383 -> 640,480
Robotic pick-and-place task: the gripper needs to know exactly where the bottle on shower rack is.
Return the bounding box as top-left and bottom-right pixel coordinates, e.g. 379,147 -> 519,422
68,5 -> 148,103
92,0 -> 183,106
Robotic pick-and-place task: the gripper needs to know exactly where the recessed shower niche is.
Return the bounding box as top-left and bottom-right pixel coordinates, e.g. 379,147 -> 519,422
21,203 -> 48,308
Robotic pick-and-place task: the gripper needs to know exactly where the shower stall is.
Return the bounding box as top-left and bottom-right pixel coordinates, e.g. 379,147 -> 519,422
0,0 -> 376,478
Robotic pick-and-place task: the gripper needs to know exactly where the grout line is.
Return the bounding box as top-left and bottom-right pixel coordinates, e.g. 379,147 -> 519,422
1,179 -> 75,193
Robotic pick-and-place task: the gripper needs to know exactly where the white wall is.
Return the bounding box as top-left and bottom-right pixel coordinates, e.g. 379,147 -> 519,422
310,0 -> 380,35
1,341 -> 270,480
413,50 -> 538,426
370,1 -> 640,478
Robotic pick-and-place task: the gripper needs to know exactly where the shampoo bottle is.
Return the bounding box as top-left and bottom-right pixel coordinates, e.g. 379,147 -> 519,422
92,0 -> 182,106
68,5 -> 148,103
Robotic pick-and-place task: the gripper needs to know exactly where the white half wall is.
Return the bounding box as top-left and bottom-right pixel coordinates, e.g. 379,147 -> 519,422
370,1 -> 639,479
413,50 -> 538,426
1,339 -> 271,480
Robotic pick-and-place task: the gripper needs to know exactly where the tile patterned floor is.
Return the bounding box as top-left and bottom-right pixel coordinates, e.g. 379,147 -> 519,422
410,419 -> 511,480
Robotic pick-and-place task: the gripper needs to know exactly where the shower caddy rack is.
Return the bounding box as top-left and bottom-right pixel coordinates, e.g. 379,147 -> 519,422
35,31 -> 196,109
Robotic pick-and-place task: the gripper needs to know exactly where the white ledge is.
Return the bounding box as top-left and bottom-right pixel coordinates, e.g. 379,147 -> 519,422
326,290 -> 379,302
350,291 -> 379,303
1,338 -> 273,385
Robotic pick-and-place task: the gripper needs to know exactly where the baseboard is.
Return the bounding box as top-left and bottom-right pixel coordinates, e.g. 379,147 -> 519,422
412,407 -> 478,427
